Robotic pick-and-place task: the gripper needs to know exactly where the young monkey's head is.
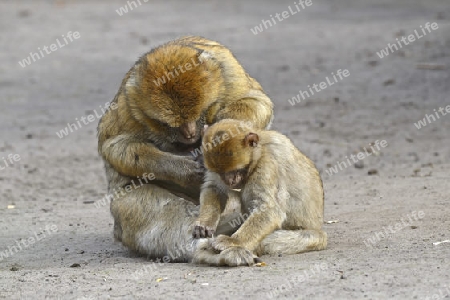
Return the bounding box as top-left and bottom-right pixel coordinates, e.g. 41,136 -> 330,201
126,45 -> 224,146
202,119 -> 261,189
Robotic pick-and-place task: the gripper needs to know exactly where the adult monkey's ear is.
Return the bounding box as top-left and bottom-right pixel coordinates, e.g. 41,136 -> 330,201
197,49 -> 205,57
197,49 -> 211,64
244,133 -> 259,147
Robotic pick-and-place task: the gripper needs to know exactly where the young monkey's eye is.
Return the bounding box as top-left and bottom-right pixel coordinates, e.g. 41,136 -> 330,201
235,168 -> 247,175
223,167 -> 248,180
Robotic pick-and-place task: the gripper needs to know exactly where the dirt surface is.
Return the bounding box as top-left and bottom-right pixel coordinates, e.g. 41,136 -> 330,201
1,0 -> 449,299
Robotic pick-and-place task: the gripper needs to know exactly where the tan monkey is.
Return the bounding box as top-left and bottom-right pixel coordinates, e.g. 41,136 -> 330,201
192,119 -> 327,266
97,36 -> 273,262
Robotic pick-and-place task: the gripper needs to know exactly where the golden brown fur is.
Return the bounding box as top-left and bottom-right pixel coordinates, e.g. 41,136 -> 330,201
97,36 -> 273,262
192,119 -> 327,266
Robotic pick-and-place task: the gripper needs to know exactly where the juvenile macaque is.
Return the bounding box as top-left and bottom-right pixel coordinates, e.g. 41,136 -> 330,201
192,119 -> 327,265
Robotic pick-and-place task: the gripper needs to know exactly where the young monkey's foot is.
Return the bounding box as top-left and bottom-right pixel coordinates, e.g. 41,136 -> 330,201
218,246 -> 257,267
192,238 -> 260,267
211,234 -> 242,251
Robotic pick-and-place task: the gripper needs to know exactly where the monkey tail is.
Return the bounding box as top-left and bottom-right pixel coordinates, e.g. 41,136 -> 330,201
259,229 -> 327,255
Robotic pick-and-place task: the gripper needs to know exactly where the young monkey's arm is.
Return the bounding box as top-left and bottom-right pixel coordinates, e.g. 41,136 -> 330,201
193,173 -> 223,238
212,160 -> 285,252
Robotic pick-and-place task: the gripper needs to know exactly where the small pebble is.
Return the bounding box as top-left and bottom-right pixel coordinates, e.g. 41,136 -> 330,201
383,79 -> 395,86
354,161 -> 364,169
70,263 -> 81,268
368,169 -> 378,175
10,265 -> 21,271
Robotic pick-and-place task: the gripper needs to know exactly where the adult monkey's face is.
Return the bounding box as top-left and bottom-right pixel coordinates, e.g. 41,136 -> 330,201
177,121 -> 200,144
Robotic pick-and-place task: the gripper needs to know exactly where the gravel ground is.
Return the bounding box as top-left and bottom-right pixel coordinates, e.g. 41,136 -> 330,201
0,0 -> 449,299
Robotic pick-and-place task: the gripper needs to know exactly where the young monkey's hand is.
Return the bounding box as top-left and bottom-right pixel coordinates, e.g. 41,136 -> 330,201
192,220 -> 216,239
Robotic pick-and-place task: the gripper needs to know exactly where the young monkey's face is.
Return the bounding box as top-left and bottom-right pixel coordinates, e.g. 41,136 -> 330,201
202,119 -> 259,190
220,168 -> 248,189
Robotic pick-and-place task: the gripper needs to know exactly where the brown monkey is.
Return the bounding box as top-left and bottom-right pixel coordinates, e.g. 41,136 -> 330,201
97,36 -> 273,262
192,119 -> 327,266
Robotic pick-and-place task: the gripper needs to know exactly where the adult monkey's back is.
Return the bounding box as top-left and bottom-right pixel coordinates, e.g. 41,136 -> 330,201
97,36 -> 273,265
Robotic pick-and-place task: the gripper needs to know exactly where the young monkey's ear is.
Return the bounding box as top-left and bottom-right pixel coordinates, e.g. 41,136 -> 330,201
244,132 -> 259,147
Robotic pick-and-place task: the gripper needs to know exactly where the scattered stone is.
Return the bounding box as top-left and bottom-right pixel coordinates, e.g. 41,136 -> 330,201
278,65 -> 290,72
383,79 -> 395,86
28,168 -> 38,174
140,37 -> 149,45
417,63 -> 446,70
326,220 -> 339,224
354,161 -> 364,169
10,264 -> 21,271
395,30 -> 405,37
70,263 -> 81,268
368,169 -> 378,175
368,60 -> 378,67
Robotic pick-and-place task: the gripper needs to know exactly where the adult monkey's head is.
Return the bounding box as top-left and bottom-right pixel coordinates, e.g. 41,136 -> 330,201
125,45 -> 224,145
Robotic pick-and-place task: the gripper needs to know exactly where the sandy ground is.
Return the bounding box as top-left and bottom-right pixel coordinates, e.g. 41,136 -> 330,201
0,0 -> 449,299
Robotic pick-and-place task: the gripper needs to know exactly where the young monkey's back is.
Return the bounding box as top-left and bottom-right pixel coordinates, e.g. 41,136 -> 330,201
260,131 -> 324,231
